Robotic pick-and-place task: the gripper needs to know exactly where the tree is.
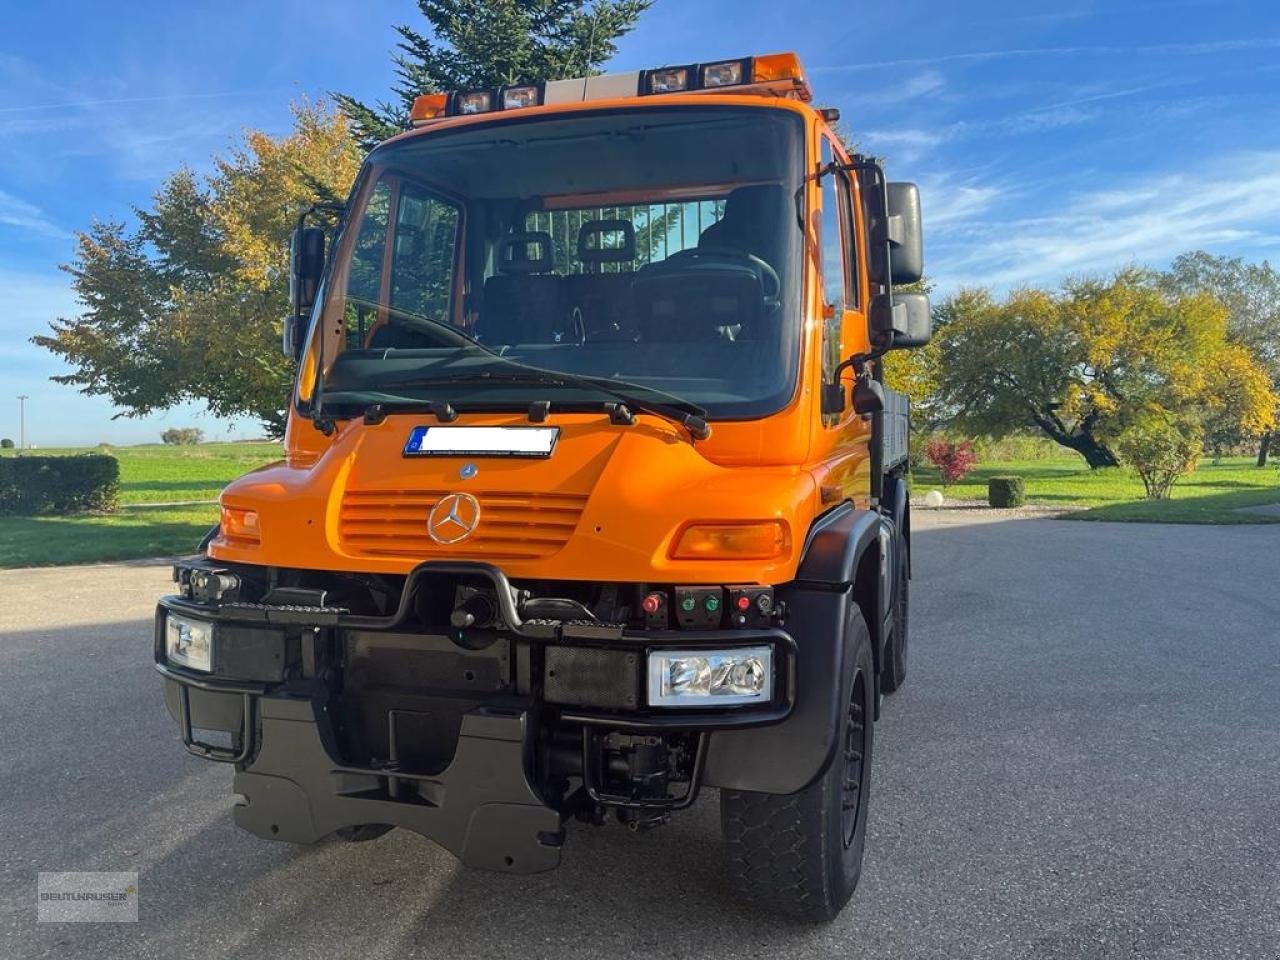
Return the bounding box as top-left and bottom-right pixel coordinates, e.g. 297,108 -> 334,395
1116,412 -> 1203,500
934,271 -> 1277,469
1160,251 -> 1280,464
0,439 -> 13,449
160,427 -> 204,445
335,0 -> 654,150
35,103 -> 362,436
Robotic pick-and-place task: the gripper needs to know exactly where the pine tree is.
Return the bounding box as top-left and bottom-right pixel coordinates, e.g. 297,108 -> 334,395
334,0 -> 653,150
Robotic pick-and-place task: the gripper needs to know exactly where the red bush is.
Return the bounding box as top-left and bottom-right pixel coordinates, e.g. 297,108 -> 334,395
924,439 -> 978,486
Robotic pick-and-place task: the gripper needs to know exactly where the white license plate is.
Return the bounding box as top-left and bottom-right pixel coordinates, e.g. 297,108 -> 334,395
404,426 -> 560,457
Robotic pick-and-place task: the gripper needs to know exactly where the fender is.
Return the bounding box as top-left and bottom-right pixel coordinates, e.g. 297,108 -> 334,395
882,472 -> 910,578
702,503 -> 884,795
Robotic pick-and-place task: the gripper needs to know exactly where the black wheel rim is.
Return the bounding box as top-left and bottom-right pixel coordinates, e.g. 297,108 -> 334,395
841,669 -> 868,847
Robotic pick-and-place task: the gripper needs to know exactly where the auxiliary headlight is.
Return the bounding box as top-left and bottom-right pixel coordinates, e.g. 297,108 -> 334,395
648,646 -> 772,707
166,614 -> 214,673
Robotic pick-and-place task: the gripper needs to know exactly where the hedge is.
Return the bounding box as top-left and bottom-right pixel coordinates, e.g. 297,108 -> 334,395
988,475 -> 1027,509
0,455 -> 120,516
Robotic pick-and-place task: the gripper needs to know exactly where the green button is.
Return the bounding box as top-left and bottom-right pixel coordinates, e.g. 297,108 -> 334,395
680,596 -> 696,612
705,595 -> 720,612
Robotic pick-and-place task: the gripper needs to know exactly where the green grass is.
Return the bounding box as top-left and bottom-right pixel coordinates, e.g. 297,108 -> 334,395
0,442 -> 282,568
0,504 -> 221,567
914,456 -> 1280,524
0,441 -> 282,505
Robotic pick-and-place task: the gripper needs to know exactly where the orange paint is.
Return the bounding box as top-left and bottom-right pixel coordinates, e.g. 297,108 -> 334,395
215,90 -> 874,587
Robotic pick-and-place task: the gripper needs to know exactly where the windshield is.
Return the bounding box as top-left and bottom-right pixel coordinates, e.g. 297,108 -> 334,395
308,105 -> 807,420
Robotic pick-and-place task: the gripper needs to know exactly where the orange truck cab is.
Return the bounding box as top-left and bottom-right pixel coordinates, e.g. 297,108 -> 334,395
154,52 -> 931,921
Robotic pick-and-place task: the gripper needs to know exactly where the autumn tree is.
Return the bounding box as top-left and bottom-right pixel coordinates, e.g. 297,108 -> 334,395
1159,251 -> 1280,464
35,103 -> 362,435
335,0 -> 654,150
934,270 -> 1276,470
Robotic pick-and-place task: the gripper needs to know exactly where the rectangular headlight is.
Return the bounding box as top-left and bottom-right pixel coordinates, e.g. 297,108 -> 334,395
166,614 -> 214,673
700,59 -> 747,88
647,646 -> 772,707
454,89 -> 494,115
644,66 -> 692,94
501,84 -> 541,110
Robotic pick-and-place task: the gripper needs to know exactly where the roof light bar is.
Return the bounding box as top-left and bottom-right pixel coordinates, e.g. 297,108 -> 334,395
408,51 -> 810,126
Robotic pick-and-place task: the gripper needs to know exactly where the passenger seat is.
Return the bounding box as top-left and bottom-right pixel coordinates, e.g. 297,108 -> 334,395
476,232 -> 577,346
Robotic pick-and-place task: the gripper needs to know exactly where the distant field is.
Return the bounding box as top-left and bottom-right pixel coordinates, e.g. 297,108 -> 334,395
0,442 -> 283,567
914,456 -> 1280,524
0,441 -> 283,505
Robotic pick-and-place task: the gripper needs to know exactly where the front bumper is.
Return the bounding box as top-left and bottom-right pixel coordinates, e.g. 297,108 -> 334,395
154,567 -> 798,873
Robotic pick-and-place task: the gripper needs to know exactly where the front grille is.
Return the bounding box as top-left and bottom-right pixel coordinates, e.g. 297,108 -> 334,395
339,488 -> 588,561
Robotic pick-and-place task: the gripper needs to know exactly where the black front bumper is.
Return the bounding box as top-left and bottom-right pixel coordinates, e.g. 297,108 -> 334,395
154,571 -> 804,874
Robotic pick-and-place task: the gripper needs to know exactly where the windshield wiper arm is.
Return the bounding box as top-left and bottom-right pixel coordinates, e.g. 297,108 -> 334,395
421,370 -> 712,442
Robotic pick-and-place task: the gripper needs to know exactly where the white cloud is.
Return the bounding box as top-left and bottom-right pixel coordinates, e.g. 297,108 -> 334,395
0,189 -> 71,240
926,151 -> 1280,292
812,37 -> 1280,72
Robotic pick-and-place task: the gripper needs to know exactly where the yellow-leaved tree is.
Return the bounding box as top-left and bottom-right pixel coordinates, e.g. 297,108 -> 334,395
933,269 -> 1276,489
35,101 -> 362,436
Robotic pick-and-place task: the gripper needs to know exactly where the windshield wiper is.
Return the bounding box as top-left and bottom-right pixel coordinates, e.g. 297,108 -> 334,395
423,369 -> 712,442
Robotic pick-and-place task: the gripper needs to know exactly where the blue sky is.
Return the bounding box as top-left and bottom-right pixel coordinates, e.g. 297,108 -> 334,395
2,0 -> 1279,446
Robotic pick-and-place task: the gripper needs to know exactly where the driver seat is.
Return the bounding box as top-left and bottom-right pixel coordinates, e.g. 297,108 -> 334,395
696,183 -> 791,269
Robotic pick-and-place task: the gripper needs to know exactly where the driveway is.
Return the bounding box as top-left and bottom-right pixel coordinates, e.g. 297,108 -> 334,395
2,513 -> 1278,959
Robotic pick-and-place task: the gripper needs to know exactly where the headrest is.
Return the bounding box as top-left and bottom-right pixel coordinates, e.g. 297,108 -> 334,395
497,231 -> 554,273
699,184 -> 793,247
578,219 -> 636,263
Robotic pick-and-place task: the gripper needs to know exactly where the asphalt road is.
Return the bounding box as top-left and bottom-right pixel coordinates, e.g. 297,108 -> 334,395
2,512 -> 1279,960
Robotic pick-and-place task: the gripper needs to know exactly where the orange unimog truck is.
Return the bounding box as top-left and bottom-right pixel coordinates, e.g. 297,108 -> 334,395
155,52 -> 930,920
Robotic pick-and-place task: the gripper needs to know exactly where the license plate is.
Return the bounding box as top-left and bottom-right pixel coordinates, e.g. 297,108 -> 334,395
403,425 -> 560,458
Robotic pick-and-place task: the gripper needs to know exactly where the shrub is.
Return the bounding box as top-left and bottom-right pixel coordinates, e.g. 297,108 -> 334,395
0,438 -> 13,449
161,427 -> 204,445
1116,417 -> 1202,500
0,455 -> 120,516
924,439 -> 978,486
988,476 -> 1026,508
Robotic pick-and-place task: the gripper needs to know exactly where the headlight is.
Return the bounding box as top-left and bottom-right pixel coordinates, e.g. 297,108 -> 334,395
647,646 -> 772,707
165,614 -> 214,673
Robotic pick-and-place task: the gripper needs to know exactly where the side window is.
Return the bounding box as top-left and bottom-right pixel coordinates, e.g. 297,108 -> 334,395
819,139 -> 847,394
837,172 -> 859,307
344,179 -> 391,348
390,183 -> 460,321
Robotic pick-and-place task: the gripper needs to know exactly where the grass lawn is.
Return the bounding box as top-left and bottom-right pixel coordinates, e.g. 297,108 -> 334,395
913,456 -> 1280,524
0,442 -> 282,568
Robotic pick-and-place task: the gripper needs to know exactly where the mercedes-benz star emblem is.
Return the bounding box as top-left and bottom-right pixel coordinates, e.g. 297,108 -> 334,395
427,492 -> 481,544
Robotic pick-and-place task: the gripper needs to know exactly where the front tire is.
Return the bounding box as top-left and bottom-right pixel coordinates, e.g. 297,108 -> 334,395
720,605 -> 875,921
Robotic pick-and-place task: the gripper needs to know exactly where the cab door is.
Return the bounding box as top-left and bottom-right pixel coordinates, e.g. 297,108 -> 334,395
814,135 -> 873,506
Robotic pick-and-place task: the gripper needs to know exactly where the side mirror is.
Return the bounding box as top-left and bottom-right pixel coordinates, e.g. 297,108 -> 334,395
885,182 -> 923,285
282,313 -> 309,361
869,291 -> 932,349
289,225 -> 326,317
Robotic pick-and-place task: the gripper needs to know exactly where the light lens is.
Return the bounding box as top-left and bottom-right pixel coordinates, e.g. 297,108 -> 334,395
701,60 -> 745,88
671,521 -> 789,560
166,614 -> 214,673
455,90 -> 493,115
648,646 -> 773,706
647,67 -> 690,94
642,592 -> 663,614
220,506 -> 260,544
502,85 -> 540,110
409,92 -> 449,122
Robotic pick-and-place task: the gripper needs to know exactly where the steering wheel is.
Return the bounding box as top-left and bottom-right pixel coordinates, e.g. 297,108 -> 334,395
662,247 -> 782,313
